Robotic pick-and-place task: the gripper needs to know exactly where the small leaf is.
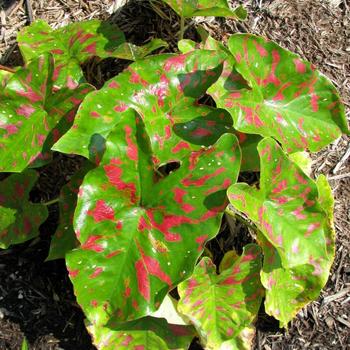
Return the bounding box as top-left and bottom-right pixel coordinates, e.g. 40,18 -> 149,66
0,170 -> 48,249
162,0 -> 247,19
0,55 -> 93,172
228,137 -> 335,326
105,315 -> 195,349
178,245 -> 263,350
66,113 -> 241,325
47,162 -> 94,260
87,324 -> 169,350
212,34 -> 348,152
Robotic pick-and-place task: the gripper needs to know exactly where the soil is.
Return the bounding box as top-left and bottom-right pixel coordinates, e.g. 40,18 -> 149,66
0,0 -> 349,349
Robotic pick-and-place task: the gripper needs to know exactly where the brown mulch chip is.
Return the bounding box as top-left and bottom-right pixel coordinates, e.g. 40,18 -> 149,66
0,0 -> 349,349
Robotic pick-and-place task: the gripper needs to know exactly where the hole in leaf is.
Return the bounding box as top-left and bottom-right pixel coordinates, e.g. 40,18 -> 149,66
156,161 -> 181,177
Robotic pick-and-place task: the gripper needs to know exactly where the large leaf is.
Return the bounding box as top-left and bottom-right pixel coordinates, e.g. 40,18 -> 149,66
101,316 -> 195,349
66,112 -> 241,326
177,245 -> 263,349
47,163 -> 94,260
52,49 -> 232,163
211,34 -> 348,152
0,54 -> 93,172
18,20 -> 167,87
161,0 -> 247,19
228,138 -> 335,326
0,170 -> 48,248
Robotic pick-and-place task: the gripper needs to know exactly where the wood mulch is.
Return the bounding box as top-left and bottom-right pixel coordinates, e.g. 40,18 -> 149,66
0,0 -> 349,349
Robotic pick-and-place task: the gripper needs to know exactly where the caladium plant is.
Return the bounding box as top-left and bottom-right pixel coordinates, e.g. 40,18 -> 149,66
0,12 -> 348,350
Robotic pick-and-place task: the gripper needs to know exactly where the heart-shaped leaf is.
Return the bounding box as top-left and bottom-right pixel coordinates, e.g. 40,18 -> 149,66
177,245 -> 263,349
0,170 -> 48,248
0,54 -> 93,172
66,111 -> 240,325
52,50 -> 231,164
47,162 -> 94,260
103,315 -> 195,349
228,138 -> 335,326
18,20 -> 167,88
161,0 -> 247,19
211,34 -> 348,152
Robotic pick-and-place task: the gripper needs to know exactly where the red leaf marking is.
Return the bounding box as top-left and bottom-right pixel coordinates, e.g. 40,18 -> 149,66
182,167 -> 225,186
87,199 -> 115,222
67,268 -> 79,278
16,87 -> 42,103
272,82 -> 292,101
16,105 -> 36,118
104,158 -> 138,204
172,141 -> 190,154
78,33 -> 95,44
310,93 -> 319,112
164,55 -> 187,72
253,40 -> 268,57
129,69 -> 148,87
52,64 -> 64,81
50,49 -> 64,54
293,58 -> 306,74
89,267 -> 103,279
258,207 -> 273,235
145,210 -> 189,242
182,203 -> 195,213
108,81 -> 120,89
305,222 -> 321,237
114,103 -> 128,112
227,328 -> 234,336
135,259 -> 150,301
1,124 -> 18,137
90,300 -> 98,307
135,346 -> 145,350
90,111 -> 100,118
121,335 -> 133,346
37,134 -> 46,146
106,249 -> 123,258
272,179 -> 287,194
195,234 -> 208,252
261,50 -> 281,87
292,206 -> 306,220
81,235 -> 104,252
173,188 -> 187,204
125,125 -> 138,161
83,42 -> 97,55
191,128 -> 212,137
241,106 -> 264,127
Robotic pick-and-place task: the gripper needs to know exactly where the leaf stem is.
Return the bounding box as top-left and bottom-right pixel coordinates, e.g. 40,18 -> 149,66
42,198 -> 60,206
0,65 -> 16,73
179,15 -> 185,40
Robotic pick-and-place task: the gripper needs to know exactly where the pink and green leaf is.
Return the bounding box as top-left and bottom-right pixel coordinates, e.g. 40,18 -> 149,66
177,245 -> 263,349
211,34 -> 349,152
0,55 -> 93,172
66,111 -> 241,325
87,324 -> 169,350
52,49 -> 231,164
228,137 -> 335,326
18,20 -> 167,88
104,316 -> 195,349
0,170 -> 48,249
161,0 -> 247,19
47,162 -> 94,260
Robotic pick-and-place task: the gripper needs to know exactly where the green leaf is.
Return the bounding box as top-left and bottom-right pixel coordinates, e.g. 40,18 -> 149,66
161,0 -> 247,19
0,55 -> 93,172
87,324 -> 169,350
177,245 -> 263,350
21,337 -> 29,350
66,112 -> 241,325
52,50 -> 231,163
0,170 -> 48,249
228,137 -> 335,326
18,20 -> 167,87
47,163 -> 94,260
105,315 -> 195,349
212,34 -> 349,152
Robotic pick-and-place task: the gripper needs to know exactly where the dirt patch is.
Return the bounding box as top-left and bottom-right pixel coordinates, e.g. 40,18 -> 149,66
0,0 -> 349,349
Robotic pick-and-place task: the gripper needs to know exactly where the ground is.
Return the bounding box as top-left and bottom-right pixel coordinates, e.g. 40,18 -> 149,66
0,0 -> 349,349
